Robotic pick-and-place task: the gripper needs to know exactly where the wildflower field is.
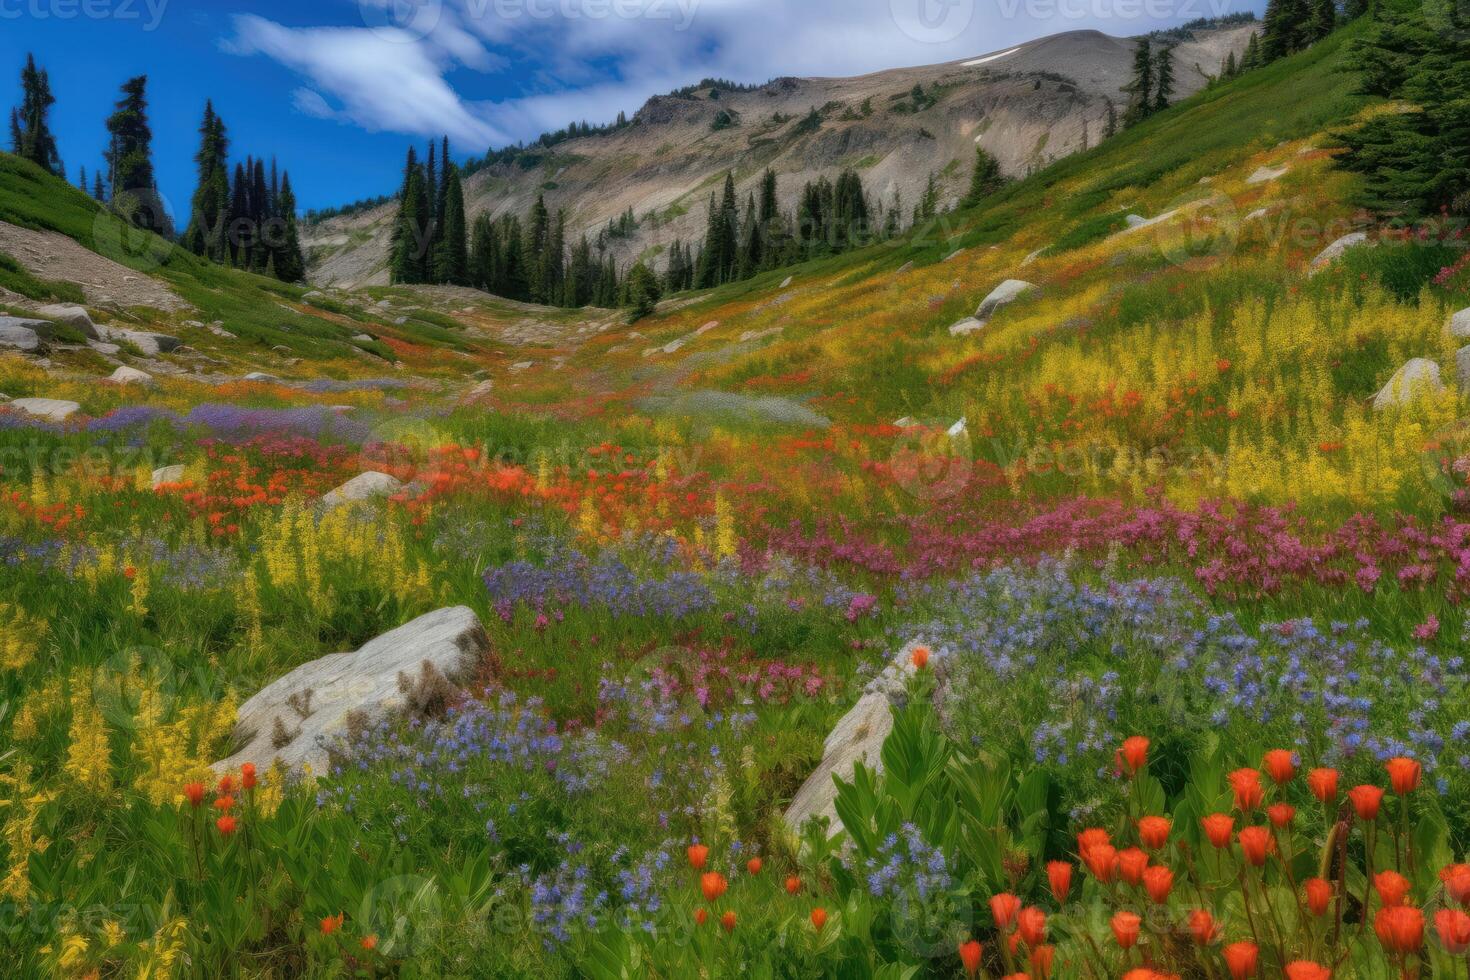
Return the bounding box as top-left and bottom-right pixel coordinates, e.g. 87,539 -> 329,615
4,21 -> 1470,979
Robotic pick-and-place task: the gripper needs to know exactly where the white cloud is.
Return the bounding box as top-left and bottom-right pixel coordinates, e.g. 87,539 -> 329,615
226,0 -> 1198,150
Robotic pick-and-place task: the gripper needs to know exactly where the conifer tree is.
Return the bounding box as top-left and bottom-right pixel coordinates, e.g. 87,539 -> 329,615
92,169 -> 106,202
469,212 -> 498,290
525,194 -> 550,301
1123,38 -> 1155,127
1153,45 -> 1176,112
272,172 -> 306,282
13,54 -> 62,176
964,147 -> 1005,206
389,146 -> 429,283
78,165 -> 86,191
105,75 -> 168,236
717,173 -> 739,280
1223,50 -> 1239,79
435,161 -> 469,286
250,158 -> 269,272
183,101 -> 230,261
1241,32 -> 1263,70
1262,0 -> 1311,60
1310,0 -> 1337,40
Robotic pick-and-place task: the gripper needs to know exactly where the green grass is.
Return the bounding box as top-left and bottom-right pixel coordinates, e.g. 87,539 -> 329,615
0,248 -> 85,303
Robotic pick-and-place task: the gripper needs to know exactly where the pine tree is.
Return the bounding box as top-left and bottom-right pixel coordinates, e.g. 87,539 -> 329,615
183,101 -> 231,261
92,169 -> 106,202
250,159 -> 269,272
469,212 -> 497,290
737,193 -> 760,279
1310,0 -> 1337,40
526,194 -> 550,301
623,261 -> 660,322
105,75 -> 168,236
1262,0 -> 1311,60
434,161 -> 469,285
389,146 -> 430,283
272,171 -> 306,282
13,54 -> 63,176
78,165 -> 86,191
1153,45 -> 1176,112
1123,38 -> 1155,127
717,172 -> 739,281
1241,32 -> 1263,70
228,161 -> 250,267
1223,51 -> 1239,79
964,147 -> 1005,206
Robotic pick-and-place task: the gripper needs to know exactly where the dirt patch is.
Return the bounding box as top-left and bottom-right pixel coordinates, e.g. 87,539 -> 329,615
0,221 -> 189,313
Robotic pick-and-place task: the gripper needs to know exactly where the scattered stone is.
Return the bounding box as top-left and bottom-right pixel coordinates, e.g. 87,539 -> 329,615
893,416 -> 916,428
1373,358 -> 1443,410
947,417 -> 968,438
353,334 -> 375,343
509,361 -> 533,372
303,290 -> 324,300
784,642 -> 931,833
34,304 -> 99,340
975,279 -> 1038,323
107,365 -> 153,385
243,372 -> 280,382
394,317 -> 408,325
89,341 -> 121,356
1448,308 -> 1470,340
97,326 -> 181,356
948,317 -> 984,337
0,317 -> 43,352
462,379 -> 495,402
694,320 -> 719,337
895,262 -> 914,275
182,320 -> 204,329
738,327 -> 783,343
780,276 -> 794,288
1309,232 -> 1371,273
320,471 -> 404,509
8,397 -> 80,422
1458,346 -> 1470,387
151,464 -> 185,488
1021,247 -> 1047,266
1125,214 -> 1148,229
1244,207 -> 1270,222
943,248 -> 966,262
213,606 -> 490,777
1246,165 -> 1289,185
376,300 -> 391,309
206,323 -> 236,339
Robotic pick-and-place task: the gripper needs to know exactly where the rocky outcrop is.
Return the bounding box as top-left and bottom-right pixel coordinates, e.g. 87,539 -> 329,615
151,465 -> 186,487
1246,165 -> 1288,185
1309,232 -> 1371,273
8,397 -> 80,422
320,471 -> 403,508
97,326 -> 181,356
1373,358 -> 1443,410
35,304 -> 99,340
784,643 -> 930,833
0,317 -> 44,352
975,279 -> 1038,325
213,606 -> 489,778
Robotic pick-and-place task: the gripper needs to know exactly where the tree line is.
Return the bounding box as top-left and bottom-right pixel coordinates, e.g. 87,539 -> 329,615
8,53 -> 306,282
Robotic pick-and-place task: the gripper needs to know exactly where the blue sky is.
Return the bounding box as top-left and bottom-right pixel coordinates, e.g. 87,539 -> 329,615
1,0 -> 1261,218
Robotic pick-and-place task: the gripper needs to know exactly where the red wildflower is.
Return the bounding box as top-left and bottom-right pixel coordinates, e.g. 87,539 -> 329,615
700,872 -> 728,903
183,782 -> 205,807
1305,878 -> 1332,916
1386,757 -> 1421,795
1143,865 -> 1174,904
1268,803 -> 1296,829
1046,861 -> 1072,903
1375,905 -> 1424,954
1189,909 -> 1221,945
241,763 -> 257,790
1118,847 -> 1149,886
213,795 -> 235,812
785,875 -> 801,895
1349,784 -> 1384,820
687,844 -> 709,870
320,913 -> 344,936
990,893 -> 1021,931
1202,813 -> 1235,849
1263,750 -> 1295,785
1118,736 -> 1150,775
910,646 -> 930,669
810,908 -> 827,932
1138,816 -> 1171,850
1284,961 -> 1331,980
1224,941 -> 1259,979
1307,768 -> 1339,803
720,910 -> 737,932
1441,864 -> 1470,906
1112,911 -> 1141,949
1238,826 -> 1273,866
1017,907 -> 1046,947
1228,768 -> 1264,812
1029,944 -> 1054,978
360,935 -> 378,951
958,939 -> 983,977
1375,870 -> 1411,907
695,908 -> 708,926
1084,843 -> 1118,882
746,857 -> 762,875
215,815 -> 237,835
1436,909 -> 1470,954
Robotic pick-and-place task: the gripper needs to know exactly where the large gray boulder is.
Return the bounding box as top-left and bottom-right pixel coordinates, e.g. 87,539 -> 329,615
975,279 -> 1038,324
1373,358 -> 1443,410
97,325 -> 181,356
949,317 -> 984,337
784,643 -> 929,834
320,471 -> 403,508
214,606 -> 490,778
35,304 -> 99,340
151,464 -> 186,487
0,317 -> 44,352
1309,232 -> 1371,273
8,397 -> 80,422
1449,308 -> 1470,340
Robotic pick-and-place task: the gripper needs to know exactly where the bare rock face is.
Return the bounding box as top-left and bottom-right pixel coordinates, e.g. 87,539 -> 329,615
0,317 -> 44,352
8,397 -> 80,422
1373,358 -> 1443,410
320,471 -> 403,508
1309,232 -> 1371,273
35,304 -> 100,340
784,643 -> 929,833
97,325 -> 181,356
214,606 -> 490,778
975,279 -> 1038,324
1246,164 -> 1289,185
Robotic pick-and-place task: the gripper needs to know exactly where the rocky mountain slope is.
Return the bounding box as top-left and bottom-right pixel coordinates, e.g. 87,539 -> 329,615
303,23 -> 1256,288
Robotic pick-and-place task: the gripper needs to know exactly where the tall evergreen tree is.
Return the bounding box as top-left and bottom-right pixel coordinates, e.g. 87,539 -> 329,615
1262,0 -> 1311,60
1241,32 -> 1264,70
964,147 -> 1005,206
13,54 -> 62,176
435,161 -> 469,285
1123,38 -> 1155,127
1310,0 -> 1337,40
272,172 -> 306,282
183,101 -> 230,261
1222,50 -> 1239,79
469,212 -> 498,290
1153,45 -> 1176,112
525,194 -> 551,301
92,168 -> 106,202
389,146 -> 430,283
105,75 -> 169,236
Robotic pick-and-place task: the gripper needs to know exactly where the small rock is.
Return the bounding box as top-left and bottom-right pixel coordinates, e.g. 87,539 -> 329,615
1309,232 -> 1372,273
949,317 -> 984,337
893,416 -> 916,428
975,279 -> 1038,322
1246,165 -> 1289,185
462,379 -> 495,402
1458,346 -> 1470,387
509,361 -> 533,372
1021,247 -> 1046,266
303,290 -> 324,300
35,304 -> 99,340
1244,207 -> 1270,222
376,300 -> 392,309
151,464 -> 186,487
394,317 -> 408,325
353,334 -> 375,343
97,326 -> 181,356
943,248 -> 965,262
206,324 -> 236,339
243,372 -> 280,383
1373,358 -> 1443,410
213,606 -> 489,777
780,276 -> 793,288
947,417 -> 968,438
895,261 -> 914,275
8,397 -> 80,422
107,365 -> 153,385
1125,214 -> 1148,228
320,471 -> 403,508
